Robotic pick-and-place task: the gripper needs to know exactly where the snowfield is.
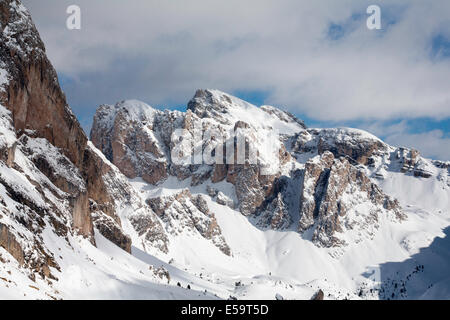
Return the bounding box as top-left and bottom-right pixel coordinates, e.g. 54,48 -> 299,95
3,172 -> 447,300
122,172 -> 450,300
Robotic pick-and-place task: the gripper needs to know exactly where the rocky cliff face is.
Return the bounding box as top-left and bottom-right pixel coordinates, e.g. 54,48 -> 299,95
298,151 -> 404,248
147,189 -> 230,255
91,101 -> 170,185
0,0 -> 86,167
0,0 -> 167,281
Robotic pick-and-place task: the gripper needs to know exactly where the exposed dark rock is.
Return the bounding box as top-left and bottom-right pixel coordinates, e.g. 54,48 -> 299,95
92,209 -> 131,253
311,289 -> 324,300
0,222 -> 24,265
147,189 -> 231,255
298,152 -> 404,248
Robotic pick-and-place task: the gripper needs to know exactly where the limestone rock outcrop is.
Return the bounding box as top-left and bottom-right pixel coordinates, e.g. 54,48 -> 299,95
147,189 -> 231,255
298,152 -> 404,248
0,0 -> 145,274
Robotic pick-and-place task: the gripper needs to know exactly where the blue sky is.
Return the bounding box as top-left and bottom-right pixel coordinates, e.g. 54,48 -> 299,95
23,0 -> 450,160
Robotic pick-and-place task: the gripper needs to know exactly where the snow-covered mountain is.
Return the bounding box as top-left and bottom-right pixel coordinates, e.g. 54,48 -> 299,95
1,0 -> 449,300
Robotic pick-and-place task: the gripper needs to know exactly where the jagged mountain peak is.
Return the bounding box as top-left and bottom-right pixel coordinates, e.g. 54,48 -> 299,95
187,89 -> 250,114
114,99 -> 158,119
93,99 -> 159,131
187,89 -> 305,133
94,89 -> 306,139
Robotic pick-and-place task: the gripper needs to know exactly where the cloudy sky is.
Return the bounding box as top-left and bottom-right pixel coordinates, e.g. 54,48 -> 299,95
22,0 -> 450,160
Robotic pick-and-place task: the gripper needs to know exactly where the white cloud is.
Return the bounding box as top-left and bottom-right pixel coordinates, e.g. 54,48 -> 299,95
360,120 -> 409,138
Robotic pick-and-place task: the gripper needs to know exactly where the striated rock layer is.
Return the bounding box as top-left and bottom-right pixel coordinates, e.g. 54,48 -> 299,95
0,0 -> 169,279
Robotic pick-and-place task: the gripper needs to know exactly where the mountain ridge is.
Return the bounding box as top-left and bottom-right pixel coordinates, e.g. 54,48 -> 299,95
91,90 -> 446,254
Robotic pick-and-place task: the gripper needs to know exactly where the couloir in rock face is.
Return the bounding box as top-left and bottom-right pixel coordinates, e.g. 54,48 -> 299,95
298,151 -> 404,248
